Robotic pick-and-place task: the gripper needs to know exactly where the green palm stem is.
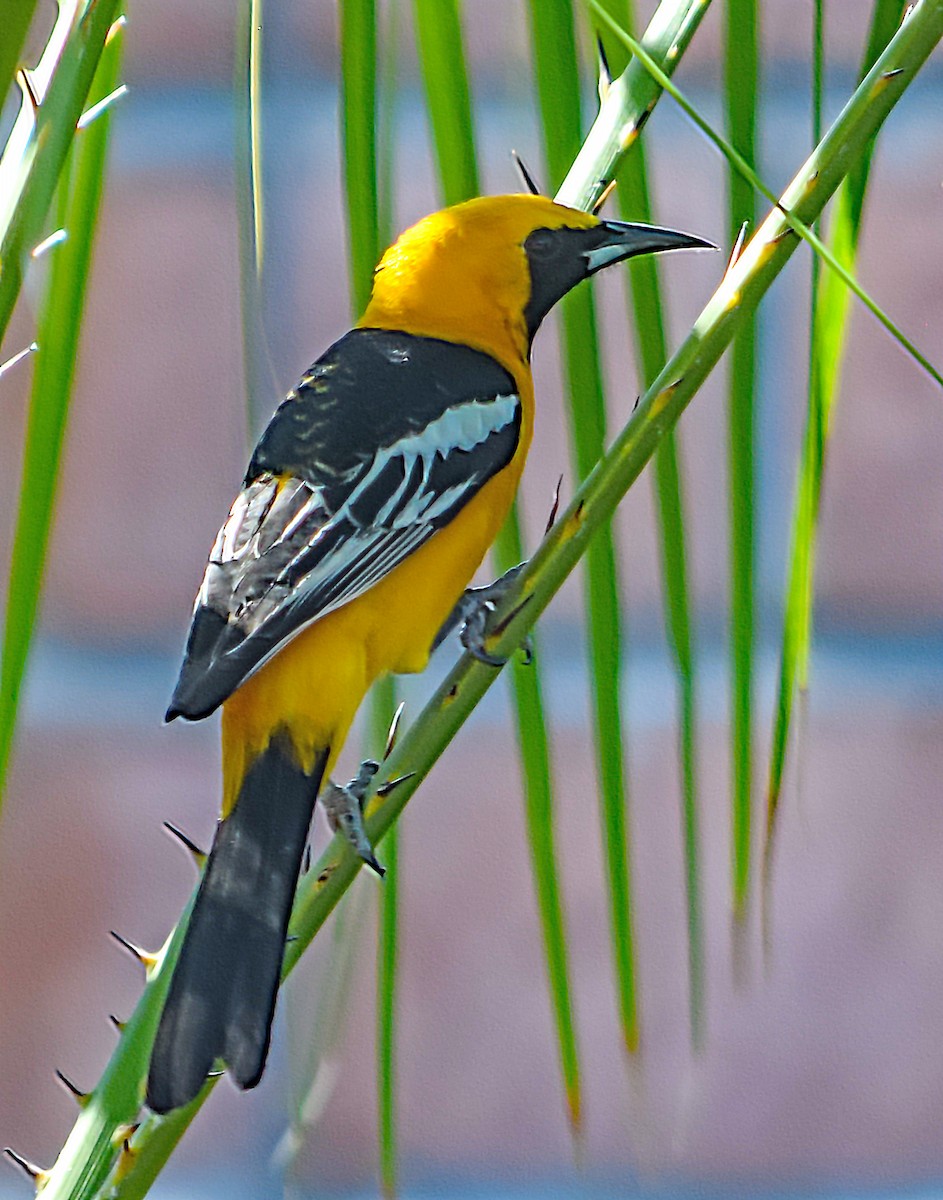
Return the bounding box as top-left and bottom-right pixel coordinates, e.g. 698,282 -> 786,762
340,3 -> 404,1190
0,0 -> 122,343
595,0 -> 706,1049
0,0 -> 123,812
763,0 -> 907,909
531,0 -> 714,1064
723,0 -> 759,928
36,5 -> 943,1194
528,0 -> 643,1058
555,0 -> 712,210
414,0 -> 584,1123
234,0 -> 275,434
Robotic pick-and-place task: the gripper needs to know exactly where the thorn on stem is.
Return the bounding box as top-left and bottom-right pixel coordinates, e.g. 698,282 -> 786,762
592,179 -> 618,215
3,1147 -> 47,1185
376,771 -> 417,798
301,843 -> 312,875
17,69 -> 40,111
109,930 -> 157,973
725,221 -> 749,275
163,820 -> 207,867
112,1123 -> 139,1150
596,35 -> 612,102
55,1069 -> 89,1107
545,474 -> 564,535
112,1125 -> 140,1186
511,150 -> 542,196
383,700 -> 407,760
108,1013 -> 126,1033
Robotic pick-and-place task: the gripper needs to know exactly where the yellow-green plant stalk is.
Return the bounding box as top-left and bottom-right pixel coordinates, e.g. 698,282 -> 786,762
0,0 -> 125,814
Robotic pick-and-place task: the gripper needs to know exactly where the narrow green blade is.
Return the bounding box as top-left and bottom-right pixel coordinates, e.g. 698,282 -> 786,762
374,681 -> 400,1198
341,4 -> 404,1190
233,0 -> 274,433
413,0 -> 583,1124
0,10 -> 124,811
412,0 -> 478,204
528,0 -> 640,1055
723,0 -> 759,927
591,3 -> 943,390
594,0 -> 704,1048
341,0 -> 381,311
764,0 -> 905,899
0,0 -> 123,347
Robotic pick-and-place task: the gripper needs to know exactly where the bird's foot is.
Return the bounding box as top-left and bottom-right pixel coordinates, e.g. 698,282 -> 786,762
321,760 -> 384,877
434,562 -> 533,667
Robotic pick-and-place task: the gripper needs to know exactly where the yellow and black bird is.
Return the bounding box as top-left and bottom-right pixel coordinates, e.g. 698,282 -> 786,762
146,193 -> 708,1113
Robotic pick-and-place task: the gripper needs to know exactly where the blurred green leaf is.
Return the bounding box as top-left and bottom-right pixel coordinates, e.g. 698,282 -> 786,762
415,0 -> 583,1123
595,0 -> 705,1048
528,0 -> 640,1056
723,0 -> 759,925
592,2 -> 943,390
0,0 -> 123,347
0,3 -> 124,811
764,0 -> 906,903
234,0 -> 275,432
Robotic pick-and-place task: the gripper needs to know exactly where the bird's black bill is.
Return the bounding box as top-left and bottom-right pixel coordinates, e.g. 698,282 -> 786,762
584,219 -> 716,275
523,218 -> 714,341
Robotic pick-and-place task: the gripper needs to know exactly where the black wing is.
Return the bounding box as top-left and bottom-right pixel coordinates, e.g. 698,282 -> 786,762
168,329 -> 521,720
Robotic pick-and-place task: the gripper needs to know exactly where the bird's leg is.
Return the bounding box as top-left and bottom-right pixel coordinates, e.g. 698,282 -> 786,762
433,562 -> 533,667
320,760 -> 385,877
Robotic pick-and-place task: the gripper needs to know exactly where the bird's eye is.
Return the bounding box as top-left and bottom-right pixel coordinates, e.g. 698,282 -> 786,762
526,228 -> 556,257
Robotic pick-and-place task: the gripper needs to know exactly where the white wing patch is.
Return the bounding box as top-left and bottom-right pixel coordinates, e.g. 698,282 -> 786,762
336,393 -> 519,526
199,392 -> 520,632
290,392 -> 519,613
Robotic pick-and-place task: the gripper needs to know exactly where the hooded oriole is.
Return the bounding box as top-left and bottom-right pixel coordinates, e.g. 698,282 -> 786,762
146,193 -> 707,1113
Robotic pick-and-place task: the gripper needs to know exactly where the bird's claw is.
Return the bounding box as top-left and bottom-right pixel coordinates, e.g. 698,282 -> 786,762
436,562 -> 533,667
320,760 -> 384,877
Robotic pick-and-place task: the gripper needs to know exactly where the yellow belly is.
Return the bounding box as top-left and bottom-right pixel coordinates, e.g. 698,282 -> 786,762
220,457 -> 523,814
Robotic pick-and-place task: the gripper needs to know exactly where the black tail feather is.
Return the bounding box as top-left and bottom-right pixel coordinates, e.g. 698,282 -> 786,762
147,735 -> 327,1113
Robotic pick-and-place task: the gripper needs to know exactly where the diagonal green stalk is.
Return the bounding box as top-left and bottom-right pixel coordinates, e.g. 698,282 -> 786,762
556,0 -> 712,210
763,0 -> 906,901
723,0 -> 759,926
528,0 -> 641,1058
39,6 -> 943,1195
0,0 -> 123,346
591,2 -> 943,390
0,0 -> 123,812
595,0 -> 705,1050
413,0 -> 583,1123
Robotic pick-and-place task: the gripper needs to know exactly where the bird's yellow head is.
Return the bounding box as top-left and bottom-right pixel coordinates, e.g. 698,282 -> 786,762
359,194 -> 709,371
